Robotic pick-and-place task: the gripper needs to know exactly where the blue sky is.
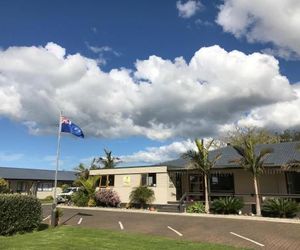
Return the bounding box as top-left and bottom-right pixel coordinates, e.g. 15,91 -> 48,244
0,0 -> 300,170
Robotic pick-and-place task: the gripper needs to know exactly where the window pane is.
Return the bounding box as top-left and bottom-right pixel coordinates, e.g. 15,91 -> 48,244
100,176 -> 107,186
148,173 -> 156,186
210,174 -> 234,193
141,174 -> 147,186
189,174 -> 203,192
108,175 -> 114,186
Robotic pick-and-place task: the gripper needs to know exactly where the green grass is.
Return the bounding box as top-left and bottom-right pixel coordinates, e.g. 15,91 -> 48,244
0,225 -> 244,250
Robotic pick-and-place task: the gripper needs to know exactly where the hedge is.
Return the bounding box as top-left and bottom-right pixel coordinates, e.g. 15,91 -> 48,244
0,194 -> 42,235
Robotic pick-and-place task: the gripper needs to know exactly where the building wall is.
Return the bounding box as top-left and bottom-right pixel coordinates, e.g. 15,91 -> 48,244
7,179 -> 64,199
91,166 -> 176,204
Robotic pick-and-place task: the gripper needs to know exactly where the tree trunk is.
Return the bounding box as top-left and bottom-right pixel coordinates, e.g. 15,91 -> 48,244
253,176 -> 261,216
204,173 -> 209,213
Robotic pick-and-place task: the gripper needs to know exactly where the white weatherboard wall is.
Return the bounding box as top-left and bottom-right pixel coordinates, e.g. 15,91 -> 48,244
90,166 -> 177,204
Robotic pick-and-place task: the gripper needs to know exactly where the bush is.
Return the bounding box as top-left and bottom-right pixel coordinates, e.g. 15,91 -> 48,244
187,201 -> 205,213
0,194 -> 42,235
211,197 -> 243,214
0,178 -> 10,193
262,198 -> 299,218
71,190 -> 89,207
95,189 -> 121,207
130,186 -> 155,208
44,195 -> 53,201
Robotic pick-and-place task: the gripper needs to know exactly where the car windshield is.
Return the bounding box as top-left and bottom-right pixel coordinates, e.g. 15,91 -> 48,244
62,188 -> 73,193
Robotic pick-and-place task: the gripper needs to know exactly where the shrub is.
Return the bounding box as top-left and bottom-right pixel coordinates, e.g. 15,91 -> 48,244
130,186 -> 155,208
44,195 -> 53,201
262,198 -> 299,218
95,189 -> 121,207
71,190 -> 89,207
187,201 -> 205,213
0,178 -> 10,193
211,197 -> 243,214
0,194 -> 42,235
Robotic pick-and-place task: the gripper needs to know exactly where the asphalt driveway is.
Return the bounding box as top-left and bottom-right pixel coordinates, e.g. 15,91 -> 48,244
42,205 -> 300,250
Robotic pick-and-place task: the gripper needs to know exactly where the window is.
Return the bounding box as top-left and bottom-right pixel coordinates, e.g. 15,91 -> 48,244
141,173 -> 157,187
189,174 -> 203,192
37,182 -> 53,191
286,172 -> 300,194
99,175 -> 115,187
17,181 -> 27,192
210,174 -> 234,193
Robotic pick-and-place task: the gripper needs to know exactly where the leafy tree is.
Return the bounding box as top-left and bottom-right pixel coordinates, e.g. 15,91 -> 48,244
225,126 -> 279,146
92,149 -> 121,169
0,178 -> 10,193
78,176 -> 100,207
277,129 -> 300,142
231,136 -> 273,216
181,139 -> 221,213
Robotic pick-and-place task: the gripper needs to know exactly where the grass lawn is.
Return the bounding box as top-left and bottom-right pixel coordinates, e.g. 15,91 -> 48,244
0,225 -> 246,250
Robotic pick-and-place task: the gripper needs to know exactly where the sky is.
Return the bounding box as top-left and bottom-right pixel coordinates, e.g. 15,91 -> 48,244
0,0 -> 300,170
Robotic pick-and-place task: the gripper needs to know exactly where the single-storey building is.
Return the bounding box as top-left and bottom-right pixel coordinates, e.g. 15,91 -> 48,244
0,167 -> 77,199
90,141 -> 300,212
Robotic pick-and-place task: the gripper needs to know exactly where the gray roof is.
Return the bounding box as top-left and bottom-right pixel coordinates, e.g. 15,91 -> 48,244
0,167 -> 77,181
163,141 -> 300,170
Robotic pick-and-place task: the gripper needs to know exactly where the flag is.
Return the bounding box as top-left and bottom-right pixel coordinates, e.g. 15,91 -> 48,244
61,116 -> 84,138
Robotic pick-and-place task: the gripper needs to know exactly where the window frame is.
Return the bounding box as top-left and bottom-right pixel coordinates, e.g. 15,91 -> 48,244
99,175 -> 115,187
141,173 -> 157,187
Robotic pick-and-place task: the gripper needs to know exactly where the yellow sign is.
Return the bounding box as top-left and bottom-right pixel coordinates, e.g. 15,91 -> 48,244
123,176 -> 131,186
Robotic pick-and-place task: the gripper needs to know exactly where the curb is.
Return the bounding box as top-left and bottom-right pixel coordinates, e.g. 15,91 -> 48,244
57,205 -> 300,224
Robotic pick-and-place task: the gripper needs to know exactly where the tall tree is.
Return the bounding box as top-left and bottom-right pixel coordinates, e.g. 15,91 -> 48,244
225,126 -> 279,146
231,136 -> 273,216
74,163 -> 90,179
92,149 -> 121,169
181,139 -> 221,213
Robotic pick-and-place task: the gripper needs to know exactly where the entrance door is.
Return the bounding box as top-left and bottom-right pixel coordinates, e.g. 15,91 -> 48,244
175,173 -> 182,200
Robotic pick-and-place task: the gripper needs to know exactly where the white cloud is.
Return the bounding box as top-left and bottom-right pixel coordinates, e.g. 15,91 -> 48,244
121,140 -> 197,164
0,43 -> 297,140
176,0 -> 202,18
86,43 -> 121,65
216,0 -> 300,59
0,152 -> 23,162
226,82 -> 300,132
86,43 -> 120,56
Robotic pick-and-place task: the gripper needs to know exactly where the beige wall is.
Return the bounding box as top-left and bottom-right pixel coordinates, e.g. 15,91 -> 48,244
91,166 -> 177,204
37,188 -> 62,199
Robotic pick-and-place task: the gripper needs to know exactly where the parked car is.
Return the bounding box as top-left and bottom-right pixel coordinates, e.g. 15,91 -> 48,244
56,187 -> 80,203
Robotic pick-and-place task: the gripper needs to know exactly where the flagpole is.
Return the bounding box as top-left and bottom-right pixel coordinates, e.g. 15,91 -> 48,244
51,111 -> 62,227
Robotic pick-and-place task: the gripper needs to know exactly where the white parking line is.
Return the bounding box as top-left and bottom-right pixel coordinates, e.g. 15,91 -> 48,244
77,217 -> 83,225
230,232 -> 264,247
42,215 -> 50,221
167,226 -> 183,237
118,221 -> 124,230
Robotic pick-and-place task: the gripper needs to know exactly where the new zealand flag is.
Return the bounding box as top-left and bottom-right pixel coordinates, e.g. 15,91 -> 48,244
61,116 -> 84,138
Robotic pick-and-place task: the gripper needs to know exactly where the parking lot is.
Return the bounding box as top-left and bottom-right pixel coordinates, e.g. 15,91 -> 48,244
42,205 -> 300,250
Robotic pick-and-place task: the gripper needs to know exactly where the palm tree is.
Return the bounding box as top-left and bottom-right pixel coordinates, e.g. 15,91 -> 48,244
181,139 -> 221,213
79,175 -> 100,207
73,163 -> 90,186
231,137 -> 273,216
92,149 -> 121,169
